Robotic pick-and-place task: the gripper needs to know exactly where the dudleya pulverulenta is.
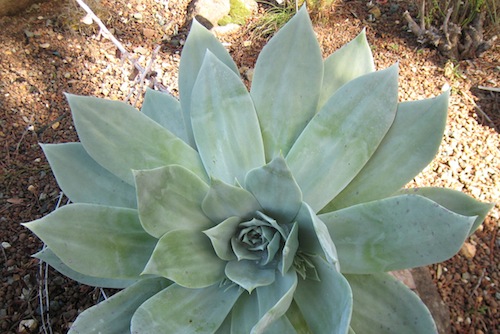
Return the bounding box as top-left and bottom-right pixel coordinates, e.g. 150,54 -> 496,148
23,6 -> 493,334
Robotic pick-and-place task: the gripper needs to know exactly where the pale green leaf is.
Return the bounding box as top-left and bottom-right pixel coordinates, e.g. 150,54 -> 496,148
67,94 -> 207,185
23,204 -> 155,279
285,300 -> 313,334
131,283 -> 242,334
321,195 -> 476,273
250,6 -> 323,160
296,203 -> 339,270
68,277 -> 171,334
215,313 -> 232,334
252,270 -> 298,334
286,65 -> 398,212
35,247 -> 138,288
281,222 -> 299,274
245,156 -> 302,224
323,91 -> 449,212
346,273 -> 437,334
202,178 -> 262,223
397,187 -> 494,235
143,229 -> 225,288
179,19 -> 239,146
134,165 -> 211,238
231,237 -> 261,261
225,260 -> 275,293
231,292 -> 260,334
204,216 -> 241,261
318,28 -> 375,110
41,143 -> 137,208
294,256 -> 352,334
191,51 -> 265,184
141,88 -> 190,144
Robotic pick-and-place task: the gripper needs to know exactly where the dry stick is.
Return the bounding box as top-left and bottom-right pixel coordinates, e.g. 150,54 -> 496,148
38,193 -> 64,334
461,90 -> 498,132
127,45 -> 162,106
419,0 -> 425,31
74,0 -> 144,73
478,86 -> 500,93
442,7 -> 453,47
76,0 -> 169,97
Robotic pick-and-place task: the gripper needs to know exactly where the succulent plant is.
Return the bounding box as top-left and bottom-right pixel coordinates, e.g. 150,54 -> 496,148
23,6 -> 492,334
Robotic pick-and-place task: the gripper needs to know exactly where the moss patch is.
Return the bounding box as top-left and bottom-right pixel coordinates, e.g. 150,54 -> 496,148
218,0 -> 252,26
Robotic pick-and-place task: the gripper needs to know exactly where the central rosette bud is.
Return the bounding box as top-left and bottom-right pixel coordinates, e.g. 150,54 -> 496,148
233,211 -> 290,266
200,156 -> 305,292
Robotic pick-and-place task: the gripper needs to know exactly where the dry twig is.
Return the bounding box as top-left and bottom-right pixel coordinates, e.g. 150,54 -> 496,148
74,0 -> 168,95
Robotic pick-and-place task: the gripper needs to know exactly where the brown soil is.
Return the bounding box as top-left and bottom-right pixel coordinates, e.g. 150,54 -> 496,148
0,0 -> 498,333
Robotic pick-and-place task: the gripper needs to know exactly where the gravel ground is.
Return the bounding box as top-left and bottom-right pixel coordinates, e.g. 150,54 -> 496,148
0,0 -> 498,333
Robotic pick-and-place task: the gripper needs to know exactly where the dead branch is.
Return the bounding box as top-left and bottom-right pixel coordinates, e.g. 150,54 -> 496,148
403,3 -> 497,59
74,0 -> 169,94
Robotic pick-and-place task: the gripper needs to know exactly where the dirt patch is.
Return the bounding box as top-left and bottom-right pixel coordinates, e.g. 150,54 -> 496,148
1,0 -> 498,333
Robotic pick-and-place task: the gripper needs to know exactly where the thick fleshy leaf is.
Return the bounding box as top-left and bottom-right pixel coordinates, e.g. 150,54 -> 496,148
294,256 -> 352,334
179,19 -> 239,146
281,222 -> 299,274
67,94 -> 207,184
225,260 -> 275,293
134,165 -> 211,238
250,6 -> 323,160
143,229 -> 225,288
231,292 -> 260,334
253,270 -> 298,334
321,195 -> 476,273
397,187 -> 494,235
285,300 -> 313,334
191,51 -> 265,184
215,313 -> 232,334
318,28 -> 375,110
286,65 -> 398,212
231,237 -> 261,261
346,273 -> 437,334
23,204 -> 156,279
131,283 -> 242,333
296,203 -> 340,270
323,91 -> 449,212
42,143 -> 136,208
204,216 -> 241,261
141,88 -> 190,144
245,156 -> 302,224
202,179 -> 262,222
68,277 -> 171,334
35,247 -> 138,289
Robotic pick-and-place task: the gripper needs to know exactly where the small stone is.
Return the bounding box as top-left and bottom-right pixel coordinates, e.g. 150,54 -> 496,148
27,185 -> 36,193
1,242 -> 11,249
63,72 -> 71,79
51,121 -> 60,130
81,13 -> 93,25
39,43 -> 50,49
134,46 -> 148,55
133,12 -> 143,20
213,23 -> 240,36
18,319 -> 37,333
460,242 -> 476,259
143,28 -> 155,38
368,6 -> 381,19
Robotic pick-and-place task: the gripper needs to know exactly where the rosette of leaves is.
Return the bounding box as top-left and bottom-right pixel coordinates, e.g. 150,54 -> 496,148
23,7 -> 492,334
